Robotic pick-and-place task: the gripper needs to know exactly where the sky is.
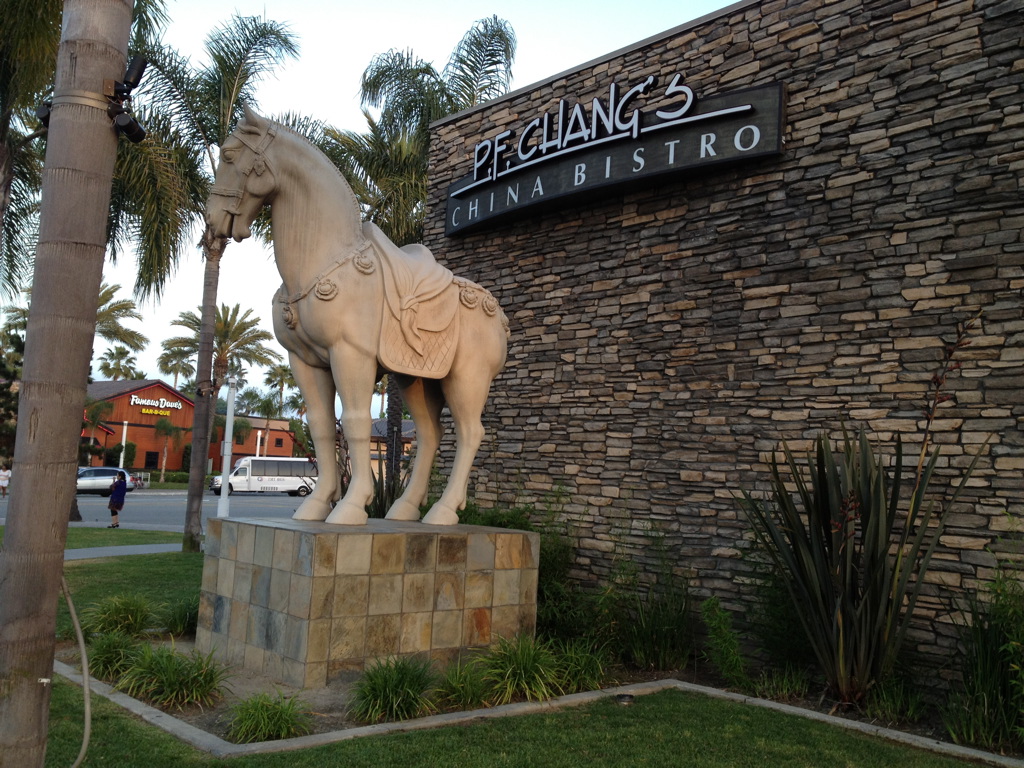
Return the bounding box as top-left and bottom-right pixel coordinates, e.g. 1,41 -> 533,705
92,0 -> 737,396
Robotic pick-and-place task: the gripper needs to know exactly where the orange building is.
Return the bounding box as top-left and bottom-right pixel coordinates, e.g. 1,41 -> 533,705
85,380 -> 298,474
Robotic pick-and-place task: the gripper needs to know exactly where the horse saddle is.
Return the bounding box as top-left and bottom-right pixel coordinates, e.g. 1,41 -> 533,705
364,222 -> 462,378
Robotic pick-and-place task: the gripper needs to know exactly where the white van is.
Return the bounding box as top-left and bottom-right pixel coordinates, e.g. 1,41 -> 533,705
212,456 -> 318,497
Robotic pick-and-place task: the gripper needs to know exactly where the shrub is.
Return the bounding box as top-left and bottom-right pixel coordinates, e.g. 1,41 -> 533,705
535,534 -> 604,645
484,634 -> 564,705
349,656 -> 436,723
435,657 -> 490,711
365,453 -> 408,519
943,573 -> 1024,750
740,427 -> 980,704
460,504 -> 535,531
163,594 -> 199,637
227,692 -> 313,743
86,632 -> 143,682
747,550 -> 808,669
617,582 -> 692,671
866,675 -> 926,727
82,594 -> 156,638
700,597 -> 751,690
116,644 -> 229,710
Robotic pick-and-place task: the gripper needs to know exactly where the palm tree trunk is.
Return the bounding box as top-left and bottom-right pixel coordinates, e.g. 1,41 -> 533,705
0,1 -> 133,763
182,227 -> 225,552
160,435 -> 169,484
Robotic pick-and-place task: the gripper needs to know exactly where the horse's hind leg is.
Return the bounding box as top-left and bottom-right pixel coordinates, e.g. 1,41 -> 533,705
421,372 -> 492,526
386,376 -> 444,521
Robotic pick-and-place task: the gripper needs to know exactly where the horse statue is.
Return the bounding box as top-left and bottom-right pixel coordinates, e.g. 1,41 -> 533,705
205,107 -> 508,525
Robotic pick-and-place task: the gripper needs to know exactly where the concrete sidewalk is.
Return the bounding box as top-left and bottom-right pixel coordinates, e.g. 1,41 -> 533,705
63,543 -> 183,561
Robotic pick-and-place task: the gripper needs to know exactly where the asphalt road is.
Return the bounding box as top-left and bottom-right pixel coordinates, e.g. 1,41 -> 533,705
0,490 -> 304,532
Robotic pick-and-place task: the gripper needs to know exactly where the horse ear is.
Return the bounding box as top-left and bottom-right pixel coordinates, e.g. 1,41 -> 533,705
240,104 -> 267,133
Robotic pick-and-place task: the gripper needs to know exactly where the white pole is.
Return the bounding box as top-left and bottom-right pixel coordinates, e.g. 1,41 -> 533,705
119,420 -> 128,468
256,429 -> 263,458
216,376 -> 237,518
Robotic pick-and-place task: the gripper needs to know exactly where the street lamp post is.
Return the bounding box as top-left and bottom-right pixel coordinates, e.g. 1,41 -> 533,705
216,375 -> 237,518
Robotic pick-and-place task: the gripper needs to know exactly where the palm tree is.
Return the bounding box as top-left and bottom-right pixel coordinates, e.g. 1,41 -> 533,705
165,304 -> 281,394
83,397 -> 115,458
94,282 -> 149,351
139,15 -> 298,553
285,390 -> 307,420
7,282 -> 150,352
97,346 -> 139,380
358,15 -> 515,173
264,363 -> 295,414
327,114 -> 427,247
227,360 -> 249,391
1,0 -> 201,302
156,345 -> 195,389
0,1 -> 136,759
153,416 -> 184,483
235,386 -> 266,415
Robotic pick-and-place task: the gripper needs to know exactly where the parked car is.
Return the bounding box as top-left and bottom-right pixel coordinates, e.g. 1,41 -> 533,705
76,467 -> 136,496
209,475 -> 222,493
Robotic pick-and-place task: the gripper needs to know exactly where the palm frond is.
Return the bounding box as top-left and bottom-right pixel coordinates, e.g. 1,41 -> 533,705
443,15 -> 517,110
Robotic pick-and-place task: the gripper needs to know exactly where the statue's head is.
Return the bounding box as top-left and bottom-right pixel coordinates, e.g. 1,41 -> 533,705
205,106 -> 277,242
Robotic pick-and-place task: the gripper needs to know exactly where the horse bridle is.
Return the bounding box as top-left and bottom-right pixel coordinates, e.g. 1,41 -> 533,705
209,122 -> 279,216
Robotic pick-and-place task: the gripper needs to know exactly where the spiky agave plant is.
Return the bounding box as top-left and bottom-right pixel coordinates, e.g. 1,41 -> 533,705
741,427 -> 980,703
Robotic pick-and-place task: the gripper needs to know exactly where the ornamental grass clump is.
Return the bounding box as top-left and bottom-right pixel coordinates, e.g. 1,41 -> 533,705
435,657 -> 491,711
227,692 -> 313,743
115,644 -> 229,710
81,594 -> 156,638
349,656 -> 437,723
86,632 -> 143,682
484,634 -> 564,705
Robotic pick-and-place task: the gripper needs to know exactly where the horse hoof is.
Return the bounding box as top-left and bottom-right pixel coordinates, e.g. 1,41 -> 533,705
293,498 -> 331,521
325,502 -> 368,526
385,498 -> 421,521
421,503 -> 460,526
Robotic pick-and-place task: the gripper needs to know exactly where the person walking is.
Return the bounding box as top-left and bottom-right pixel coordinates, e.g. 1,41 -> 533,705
107,470 -> 128,528
0,464 -> 10,498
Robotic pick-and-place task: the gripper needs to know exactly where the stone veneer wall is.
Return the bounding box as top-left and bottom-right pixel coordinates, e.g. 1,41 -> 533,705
424,0 -> 1023,667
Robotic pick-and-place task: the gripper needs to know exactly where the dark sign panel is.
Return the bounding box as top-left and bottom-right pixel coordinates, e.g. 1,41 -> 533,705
445,80 -> 785,235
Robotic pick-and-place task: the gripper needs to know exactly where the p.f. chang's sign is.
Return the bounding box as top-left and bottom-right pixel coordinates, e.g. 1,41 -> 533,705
445,76 -> 785,235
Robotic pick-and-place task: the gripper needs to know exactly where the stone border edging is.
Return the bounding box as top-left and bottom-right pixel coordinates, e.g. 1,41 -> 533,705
53,661 -> 1024,765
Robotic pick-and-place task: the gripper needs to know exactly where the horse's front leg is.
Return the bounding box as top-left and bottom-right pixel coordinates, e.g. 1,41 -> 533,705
290,357 -> 340,522
324,349 -> 377,525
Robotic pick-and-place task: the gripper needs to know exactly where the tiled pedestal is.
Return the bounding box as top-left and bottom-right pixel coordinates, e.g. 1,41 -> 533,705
196,517 -> 539,688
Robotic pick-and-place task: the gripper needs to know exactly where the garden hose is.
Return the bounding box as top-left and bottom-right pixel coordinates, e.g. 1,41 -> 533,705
60,573 -> 91,768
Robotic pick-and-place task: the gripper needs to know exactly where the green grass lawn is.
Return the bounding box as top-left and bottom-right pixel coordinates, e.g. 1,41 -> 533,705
57,552 -> 204,637
44,678 -> 980,768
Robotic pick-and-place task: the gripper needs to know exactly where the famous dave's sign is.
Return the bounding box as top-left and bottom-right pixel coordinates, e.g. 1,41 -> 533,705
130,393 -> 184,417
445,77 -> 785,235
